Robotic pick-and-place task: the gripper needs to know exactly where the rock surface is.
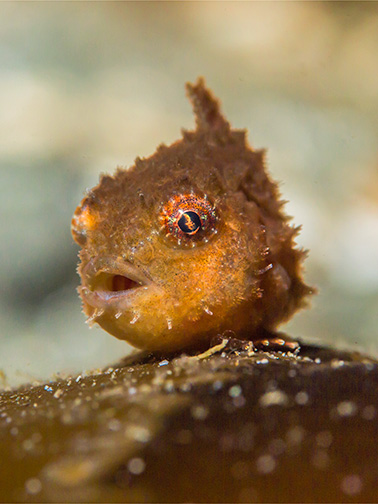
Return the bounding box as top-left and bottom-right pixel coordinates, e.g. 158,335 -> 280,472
1,338 -> 378,502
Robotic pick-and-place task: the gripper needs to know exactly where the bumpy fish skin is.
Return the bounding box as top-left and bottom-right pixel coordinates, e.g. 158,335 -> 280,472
71,78 -> 312,352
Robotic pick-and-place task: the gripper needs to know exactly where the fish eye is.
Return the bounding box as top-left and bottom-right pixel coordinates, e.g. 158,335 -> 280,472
160,193 -> 218,246
178,211 -> 201,235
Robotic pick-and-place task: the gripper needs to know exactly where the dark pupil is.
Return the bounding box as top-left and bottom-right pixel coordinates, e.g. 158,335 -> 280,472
178,211 -> 201,235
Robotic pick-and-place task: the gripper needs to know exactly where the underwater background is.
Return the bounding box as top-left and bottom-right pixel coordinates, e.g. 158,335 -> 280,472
0,2 -> 377,387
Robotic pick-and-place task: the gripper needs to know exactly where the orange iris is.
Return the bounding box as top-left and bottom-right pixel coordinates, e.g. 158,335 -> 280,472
159,193 -> 218,246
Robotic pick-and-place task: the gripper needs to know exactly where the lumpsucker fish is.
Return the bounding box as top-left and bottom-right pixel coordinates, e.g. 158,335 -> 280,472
71,78 -> 313,352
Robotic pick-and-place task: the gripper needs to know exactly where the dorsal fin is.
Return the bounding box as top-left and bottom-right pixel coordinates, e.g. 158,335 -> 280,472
186,78 -> 230,135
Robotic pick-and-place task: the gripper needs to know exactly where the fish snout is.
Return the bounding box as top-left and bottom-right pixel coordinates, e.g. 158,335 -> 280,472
79,256 -> 153,310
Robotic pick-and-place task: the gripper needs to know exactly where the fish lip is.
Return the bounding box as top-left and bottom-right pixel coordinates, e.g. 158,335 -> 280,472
80,256 -> 154,308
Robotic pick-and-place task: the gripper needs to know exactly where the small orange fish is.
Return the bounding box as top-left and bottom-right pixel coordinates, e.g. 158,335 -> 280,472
72,79 -> 312,352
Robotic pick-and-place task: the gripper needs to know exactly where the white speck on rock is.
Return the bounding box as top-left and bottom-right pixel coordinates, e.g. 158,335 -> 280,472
256,454 -> 276,474
164,381 -> 175,393
336,401 -> 357,417
53,388 -> 63,399
257,358 -> 269,365
126,425 -> 152,443
286,425 -> 305,446
229,385 -> 242,398
331,359 -> 345,368
213,380 -> 223,391
22,439 -> 35,452
259,390 -> 288,407
108,419 -> 121,432
341,474 -> 362,496
127,457 -> 145,475
179,383 -> 191,393
191,404 -> 209,421
25,478 -> 42,495
295,391 -> 309,405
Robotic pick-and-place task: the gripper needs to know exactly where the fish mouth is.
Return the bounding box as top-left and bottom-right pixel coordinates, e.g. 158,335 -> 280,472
80,256 -> 154,310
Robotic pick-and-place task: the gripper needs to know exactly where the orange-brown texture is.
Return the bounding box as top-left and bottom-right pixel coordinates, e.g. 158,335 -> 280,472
72,78 -> 312,352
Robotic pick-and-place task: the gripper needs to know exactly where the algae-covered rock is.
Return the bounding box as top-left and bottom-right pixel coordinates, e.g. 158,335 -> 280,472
1,338 -> 378,502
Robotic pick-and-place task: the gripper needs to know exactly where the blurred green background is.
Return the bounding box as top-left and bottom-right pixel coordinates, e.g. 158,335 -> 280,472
1,2 -> 377,388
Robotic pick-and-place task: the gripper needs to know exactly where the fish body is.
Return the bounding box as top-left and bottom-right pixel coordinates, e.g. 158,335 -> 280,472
72,79 -> 312,352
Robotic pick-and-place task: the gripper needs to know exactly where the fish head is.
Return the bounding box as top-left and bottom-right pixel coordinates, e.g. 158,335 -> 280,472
72,79 -> 312,352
